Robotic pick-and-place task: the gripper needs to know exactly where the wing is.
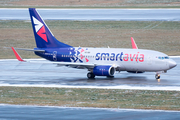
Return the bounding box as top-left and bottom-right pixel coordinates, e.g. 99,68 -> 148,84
11,47 -> 118,70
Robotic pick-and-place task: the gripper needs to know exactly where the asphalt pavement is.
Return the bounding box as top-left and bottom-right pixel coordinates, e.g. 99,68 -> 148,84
0,104 -> 180,120
0,8 -> 180,21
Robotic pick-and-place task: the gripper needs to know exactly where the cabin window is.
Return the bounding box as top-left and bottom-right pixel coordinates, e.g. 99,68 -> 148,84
164,56 -> 169,59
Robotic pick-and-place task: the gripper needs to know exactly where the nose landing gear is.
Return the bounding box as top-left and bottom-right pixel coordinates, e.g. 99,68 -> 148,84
155,73 -> 160,82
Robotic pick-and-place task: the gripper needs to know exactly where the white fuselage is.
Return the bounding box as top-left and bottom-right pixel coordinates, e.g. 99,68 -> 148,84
69,47 -> 175,72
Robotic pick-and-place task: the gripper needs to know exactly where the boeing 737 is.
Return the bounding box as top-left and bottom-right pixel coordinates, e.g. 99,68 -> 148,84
11,8 -> 177,80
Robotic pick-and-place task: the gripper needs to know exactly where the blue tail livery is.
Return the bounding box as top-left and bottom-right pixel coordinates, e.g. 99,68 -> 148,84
11,8 -> 177,81
29,8 -> 71,48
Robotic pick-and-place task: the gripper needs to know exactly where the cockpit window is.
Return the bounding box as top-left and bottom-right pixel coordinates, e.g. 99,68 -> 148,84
158,56 -> 169,60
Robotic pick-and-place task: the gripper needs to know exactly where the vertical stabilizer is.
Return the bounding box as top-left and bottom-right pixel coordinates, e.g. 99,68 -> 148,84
29,8 -> 71,48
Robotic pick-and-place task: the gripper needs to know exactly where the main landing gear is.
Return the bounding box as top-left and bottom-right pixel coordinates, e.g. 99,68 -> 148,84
87,72 -> 95,79
155,73 -> 161,82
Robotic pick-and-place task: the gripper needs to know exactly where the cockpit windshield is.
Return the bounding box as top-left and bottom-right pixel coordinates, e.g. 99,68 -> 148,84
158,56 -> 169,60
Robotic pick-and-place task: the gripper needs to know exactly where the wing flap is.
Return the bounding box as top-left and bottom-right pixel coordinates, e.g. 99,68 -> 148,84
29,60 -> 96,69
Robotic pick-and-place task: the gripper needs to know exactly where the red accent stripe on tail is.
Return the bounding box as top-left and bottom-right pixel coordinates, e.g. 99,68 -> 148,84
37,26 -> 48,42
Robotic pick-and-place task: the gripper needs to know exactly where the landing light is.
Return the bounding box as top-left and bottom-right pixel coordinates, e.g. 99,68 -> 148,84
112,64 -> 116,67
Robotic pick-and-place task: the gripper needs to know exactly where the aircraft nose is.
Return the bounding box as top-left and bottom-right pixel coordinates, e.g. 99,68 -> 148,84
169,60 -> 177,69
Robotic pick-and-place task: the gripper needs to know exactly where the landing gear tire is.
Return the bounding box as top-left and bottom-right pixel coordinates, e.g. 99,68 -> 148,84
155,74 -> 160,79
87,72 -> 95,79
155,74 -> 160,82
107,76 -> 114,78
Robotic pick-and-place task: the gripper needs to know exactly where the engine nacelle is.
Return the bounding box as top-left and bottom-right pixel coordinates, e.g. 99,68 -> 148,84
93,66 -> 115,76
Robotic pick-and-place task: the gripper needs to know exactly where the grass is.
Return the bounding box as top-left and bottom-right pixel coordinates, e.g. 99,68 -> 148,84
1,6 -> 180,9
0,86 -> 180,110
0,0 -> 180,8
0,20 -> 180,59
1,20 -> 180,30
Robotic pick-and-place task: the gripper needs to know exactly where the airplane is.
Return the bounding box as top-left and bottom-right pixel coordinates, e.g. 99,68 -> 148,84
11,8 -> 177,80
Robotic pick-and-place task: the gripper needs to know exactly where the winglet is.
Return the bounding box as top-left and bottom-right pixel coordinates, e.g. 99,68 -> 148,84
11,47 -> 25,62
131,37 -> 138,49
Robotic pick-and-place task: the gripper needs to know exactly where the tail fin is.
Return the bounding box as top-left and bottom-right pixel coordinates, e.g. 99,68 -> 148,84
29,8 -> 71,48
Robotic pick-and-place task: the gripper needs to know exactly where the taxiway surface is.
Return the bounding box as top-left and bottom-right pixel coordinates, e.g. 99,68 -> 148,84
0,104 -> 180,120
0,58 -> 179,90
0,9 -> 180,21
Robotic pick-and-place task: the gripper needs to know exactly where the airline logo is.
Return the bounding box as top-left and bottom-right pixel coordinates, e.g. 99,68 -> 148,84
95,52 -> 144,62
70,47 -> 89,63
79,48 -> 89,62
32,16 -> 48,42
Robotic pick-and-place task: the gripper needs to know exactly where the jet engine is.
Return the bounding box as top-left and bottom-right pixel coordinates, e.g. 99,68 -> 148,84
93,66 -> 115,76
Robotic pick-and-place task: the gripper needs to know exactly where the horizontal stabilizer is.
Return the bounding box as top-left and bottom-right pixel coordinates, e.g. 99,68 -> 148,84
13,48 -> 45,52
5,47 -> 45,52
